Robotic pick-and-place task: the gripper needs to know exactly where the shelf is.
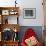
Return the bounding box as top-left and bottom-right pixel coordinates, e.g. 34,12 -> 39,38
0,24 -> 20,32
2,40 -> 19,46
2,40 -> 19,43
1,15 -> 18,24
0,7 -> 19,10
0,7 -> 20,46
0,7 -> 19,24
0,7 -> 19,16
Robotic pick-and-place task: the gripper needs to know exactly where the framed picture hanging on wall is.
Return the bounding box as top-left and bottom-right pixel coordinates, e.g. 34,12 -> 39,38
23,8 -> 36,19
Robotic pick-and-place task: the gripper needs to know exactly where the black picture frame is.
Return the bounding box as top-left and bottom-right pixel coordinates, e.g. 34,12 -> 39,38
23,8 -> 36,19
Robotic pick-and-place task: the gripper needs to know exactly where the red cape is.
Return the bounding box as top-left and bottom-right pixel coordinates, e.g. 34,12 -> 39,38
21,28 -> 41,46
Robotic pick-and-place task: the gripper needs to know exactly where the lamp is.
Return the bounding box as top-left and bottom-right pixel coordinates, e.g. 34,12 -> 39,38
15,0 -> 17,7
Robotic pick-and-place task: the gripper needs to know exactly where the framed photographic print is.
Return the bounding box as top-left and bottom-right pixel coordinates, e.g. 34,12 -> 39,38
9,9 -> 18,15
23,8 -> 36,19
2,10 -> 9,15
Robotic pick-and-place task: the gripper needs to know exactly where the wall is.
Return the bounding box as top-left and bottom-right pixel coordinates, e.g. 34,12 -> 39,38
0,0 -> 44,26
18,0 -> 44,26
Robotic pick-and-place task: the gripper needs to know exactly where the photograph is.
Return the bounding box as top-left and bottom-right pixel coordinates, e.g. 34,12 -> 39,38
23,8 -> 36,19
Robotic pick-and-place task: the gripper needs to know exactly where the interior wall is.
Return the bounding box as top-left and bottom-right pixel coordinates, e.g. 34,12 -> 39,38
0,0 -> 44,26
18,0 -> 44,26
